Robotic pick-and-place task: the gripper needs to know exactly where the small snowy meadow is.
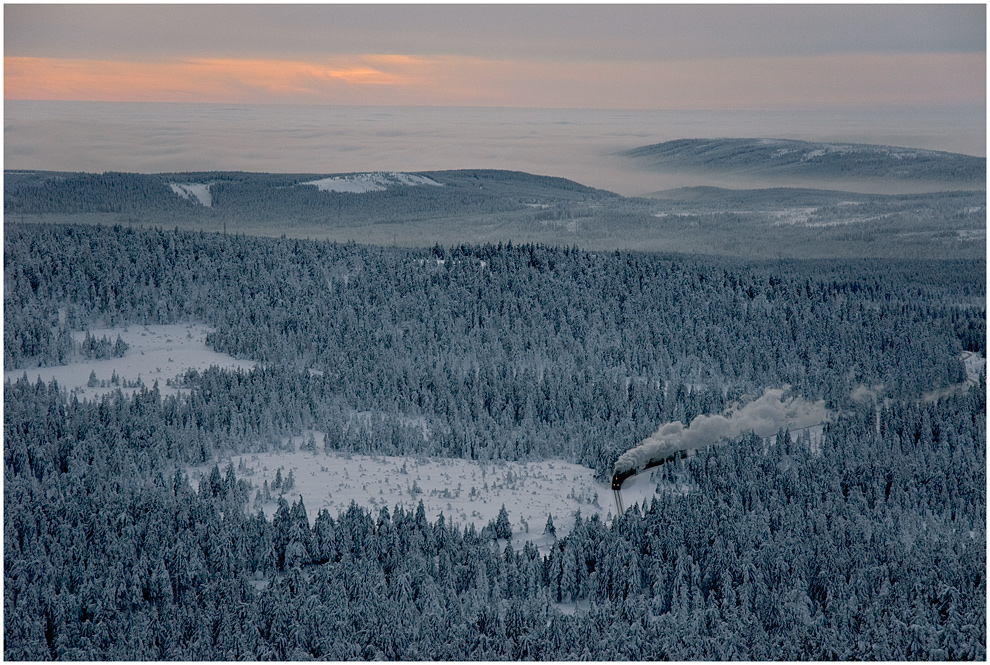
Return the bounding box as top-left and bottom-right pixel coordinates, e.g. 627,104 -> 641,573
3,323 -> 257,400
186,430 -> 670,554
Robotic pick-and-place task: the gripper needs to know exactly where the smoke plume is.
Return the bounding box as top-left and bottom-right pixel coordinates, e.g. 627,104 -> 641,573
614,387 -> 829,475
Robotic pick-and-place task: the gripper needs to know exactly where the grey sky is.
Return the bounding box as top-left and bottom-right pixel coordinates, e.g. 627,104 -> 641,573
6,4 -> 985,61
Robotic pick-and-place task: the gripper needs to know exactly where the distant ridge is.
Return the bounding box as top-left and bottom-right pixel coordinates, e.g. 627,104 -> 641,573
3,169 -> 613,218
4,165 -> 983,260
624,138 -> 985,187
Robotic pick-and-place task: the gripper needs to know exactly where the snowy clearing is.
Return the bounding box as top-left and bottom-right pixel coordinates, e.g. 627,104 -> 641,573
169,182 -> 213,207
189,431 -> 671,553
962,351 -> 986,385
4,323 -> 256,400
299,172 -> 442,193
957,229 -> 986,242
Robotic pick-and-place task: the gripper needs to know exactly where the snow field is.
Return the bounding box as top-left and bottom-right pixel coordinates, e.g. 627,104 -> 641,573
4,323 -> 256,400
300,172 -> 442,193
167,173 -> 441,205
188,431 -> 658,553
961,351 -> 985,386
169,182 -> 213,207
7,320 -> 672,548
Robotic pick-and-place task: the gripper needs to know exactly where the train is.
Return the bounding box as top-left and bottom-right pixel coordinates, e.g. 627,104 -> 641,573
611,449 -> 687,514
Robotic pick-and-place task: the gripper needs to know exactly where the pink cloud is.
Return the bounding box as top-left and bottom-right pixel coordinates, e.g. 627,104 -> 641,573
5,52 -> 984,109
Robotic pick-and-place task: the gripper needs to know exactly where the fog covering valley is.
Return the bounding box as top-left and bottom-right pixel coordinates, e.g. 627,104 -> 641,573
6,101 -> 984,196
4,136 -> 986,659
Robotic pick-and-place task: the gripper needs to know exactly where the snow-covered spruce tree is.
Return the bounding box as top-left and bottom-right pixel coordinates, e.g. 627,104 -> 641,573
494,504 -> 512,540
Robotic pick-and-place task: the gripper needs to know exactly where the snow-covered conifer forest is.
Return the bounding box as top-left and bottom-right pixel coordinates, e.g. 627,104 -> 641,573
4,219 -> 985,659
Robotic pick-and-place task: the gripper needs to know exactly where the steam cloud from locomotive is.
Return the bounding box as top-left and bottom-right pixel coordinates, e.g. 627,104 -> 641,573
613,387 -> 829,481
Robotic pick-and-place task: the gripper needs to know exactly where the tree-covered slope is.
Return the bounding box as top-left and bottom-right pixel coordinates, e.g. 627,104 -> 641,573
625,138 -> 986,189
5,167 -> 985,259
3,169 -> 614,222
5,376 -> 984,659
3,223 -> 985,659
6,223 -> 984,476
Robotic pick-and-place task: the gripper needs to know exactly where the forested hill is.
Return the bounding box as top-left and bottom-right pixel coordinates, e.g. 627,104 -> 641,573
4,223 -> 986,659
624,138 -> 986,190
5,166 -> 986,259
6,222 -> 984,475
3,168 -> 614,221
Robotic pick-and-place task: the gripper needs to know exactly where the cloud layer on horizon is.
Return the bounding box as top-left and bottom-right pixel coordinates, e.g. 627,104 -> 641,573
5,51 -> 984,110
4,5 -> 985,110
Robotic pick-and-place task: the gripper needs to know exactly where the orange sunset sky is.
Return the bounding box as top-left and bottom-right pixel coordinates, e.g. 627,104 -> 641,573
4,4 -> 986,110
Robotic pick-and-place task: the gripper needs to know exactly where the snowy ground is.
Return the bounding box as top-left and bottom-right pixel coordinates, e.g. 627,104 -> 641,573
166,173 -> 442,204
188,432 -> 654,553
188,430 -> 680,552
169,182 -> 213,207
14,320 -> 975,554
299,172 -> 442,193
961,351 -> 986,386
4,323 -> 256,400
